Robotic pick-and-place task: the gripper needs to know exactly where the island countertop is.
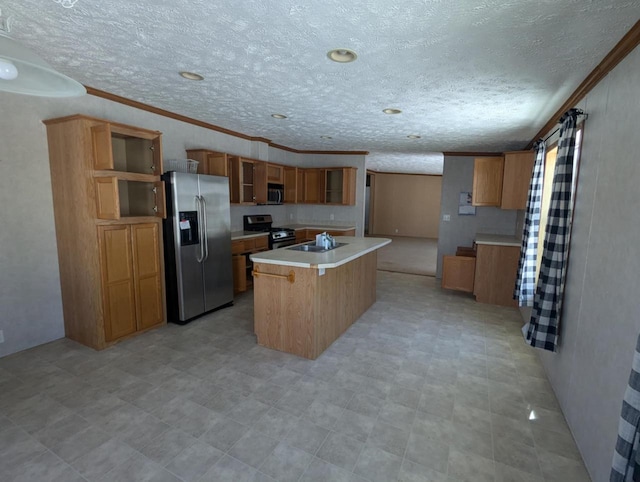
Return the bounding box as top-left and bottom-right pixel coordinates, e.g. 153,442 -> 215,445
250,236 -> 391,269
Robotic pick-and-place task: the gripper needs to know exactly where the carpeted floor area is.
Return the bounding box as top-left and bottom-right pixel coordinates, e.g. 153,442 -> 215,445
374,236 -> 438,277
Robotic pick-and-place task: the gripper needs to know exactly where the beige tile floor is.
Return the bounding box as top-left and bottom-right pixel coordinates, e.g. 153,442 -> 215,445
0,272 -> 591,482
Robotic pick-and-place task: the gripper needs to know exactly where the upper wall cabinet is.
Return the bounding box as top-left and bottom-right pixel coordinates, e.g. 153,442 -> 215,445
303,168 -> 325,204
472,151 -> 533,209
501,151 -> 535,210
183,146 -> 358,206
228,156 -> 267,204
472,157 -> 504,206
283,166 -> 298,203
267,164 -> 284,184
325,168 -> 357,205
91,123 -> 162,174
185,149 -> 229,176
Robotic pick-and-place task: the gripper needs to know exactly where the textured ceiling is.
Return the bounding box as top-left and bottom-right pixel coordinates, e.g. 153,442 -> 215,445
4,1 -> 640,174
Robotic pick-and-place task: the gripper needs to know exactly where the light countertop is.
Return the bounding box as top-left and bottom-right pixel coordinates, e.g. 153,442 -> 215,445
250,236 -> 390,269
474,233 -> 521,247
280,224 -> 356,231
231,231 -> 269,241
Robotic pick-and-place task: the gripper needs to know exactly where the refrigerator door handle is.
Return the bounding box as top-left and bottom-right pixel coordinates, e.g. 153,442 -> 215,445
201,195 -> 209,261
195,195 -> 205,263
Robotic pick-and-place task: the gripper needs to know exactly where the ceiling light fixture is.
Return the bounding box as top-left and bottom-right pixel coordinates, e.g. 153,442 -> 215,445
407,135 -> 421,139
179,71 -> 204,81
320,136 -> 332,140
383,108 -> 402,115
271,114 -> 287,119
0,9 -> 85,97
327,48 -> 357,63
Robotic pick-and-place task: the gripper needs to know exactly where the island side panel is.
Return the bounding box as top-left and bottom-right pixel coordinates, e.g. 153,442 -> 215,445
253,263 -> 317,358
314,251 -> 378,357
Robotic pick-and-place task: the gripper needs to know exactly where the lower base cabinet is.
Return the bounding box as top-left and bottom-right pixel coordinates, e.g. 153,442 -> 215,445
473,244 -> 520,307
232,254 -> 247,293
98,223 -> 164,342
231,235 -> 268,293
442,256 -> 476,293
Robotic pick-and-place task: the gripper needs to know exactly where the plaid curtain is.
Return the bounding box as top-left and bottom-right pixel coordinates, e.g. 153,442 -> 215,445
611,334 -> 640,481
524,109 -> 580,351
514,140 -> 545,306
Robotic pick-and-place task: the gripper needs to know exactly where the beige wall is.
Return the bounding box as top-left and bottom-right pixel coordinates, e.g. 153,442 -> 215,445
371,173 -> 442,238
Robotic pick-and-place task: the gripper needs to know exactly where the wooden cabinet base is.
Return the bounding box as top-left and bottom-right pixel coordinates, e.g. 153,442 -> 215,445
253,252 -> 377,359
442,256 -> 476,293
473,244 -> 519,307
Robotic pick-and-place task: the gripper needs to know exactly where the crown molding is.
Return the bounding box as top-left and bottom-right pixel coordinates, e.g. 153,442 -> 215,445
442,151 -> 503,157
85,86 -> 368,156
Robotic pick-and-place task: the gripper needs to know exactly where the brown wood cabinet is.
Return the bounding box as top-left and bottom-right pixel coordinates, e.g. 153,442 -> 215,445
267,164 -> 284,184
44,114 -> 166,350
325,168 -> 357,205
98,223 -> 163,342
228,156 -> 267,204
473,244 -> 520,307
501,151 -> 535,209
283,167 -> 298,203
472,157 -> 504,206
185,149 -> 229,176
442,255 -> 476,293
231,235 -> 269,293
303,168 -> 325,203
296,169 -> 305,203
472,151 -> 534,210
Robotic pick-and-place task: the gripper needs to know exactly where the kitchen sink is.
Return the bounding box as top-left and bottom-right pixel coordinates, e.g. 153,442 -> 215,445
287,242 -> 347,253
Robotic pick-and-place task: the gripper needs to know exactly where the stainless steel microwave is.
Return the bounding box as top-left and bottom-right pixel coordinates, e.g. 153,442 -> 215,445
267,183 -> 284,204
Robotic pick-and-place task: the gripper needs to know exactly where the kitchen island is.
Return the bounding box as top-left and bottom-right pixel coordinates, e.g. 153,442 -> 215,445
250,236 -> 391,359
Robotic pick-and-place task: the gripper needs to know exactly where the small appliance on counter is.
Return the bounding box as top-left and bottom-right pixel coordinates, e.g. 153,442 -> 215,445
243,214 -> 297,249
315,232 -> 337,249
162,172 -> 233,324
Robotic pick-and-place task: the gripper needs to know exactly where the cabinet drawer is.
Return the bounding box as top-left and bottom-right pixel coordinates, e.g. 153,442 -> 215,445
232,240 -> 244,254
255,236 -> 268,249
242,239 -> 256,252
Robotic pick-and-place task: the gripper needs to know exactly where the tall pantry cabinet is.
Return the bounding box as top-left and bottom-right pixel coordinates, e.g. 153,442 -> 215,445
44,114 -> 166,350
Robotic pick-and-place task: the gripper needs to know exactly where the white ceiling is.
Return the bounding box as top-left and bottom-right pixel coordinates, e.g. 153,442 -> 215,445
4,1 -> 640,174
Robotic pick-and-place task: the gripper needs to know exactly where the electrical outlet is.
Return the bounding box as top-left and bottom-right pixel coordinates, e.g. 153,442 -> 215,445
395,228 -> 399,233
443,214 -> 451,221
330,214 -> 334,221
0,330 -> 4,344
289,213 -> 293,220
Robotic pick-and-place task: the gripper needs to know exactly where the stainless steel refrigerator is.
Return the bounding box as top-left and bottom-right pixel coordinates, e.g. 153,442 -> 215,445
162,171 -> 233,324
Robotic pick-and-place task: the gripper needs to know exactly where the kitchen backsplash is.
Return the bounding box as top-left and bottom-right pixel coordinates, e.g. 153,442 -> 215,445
230,203 -> 358,231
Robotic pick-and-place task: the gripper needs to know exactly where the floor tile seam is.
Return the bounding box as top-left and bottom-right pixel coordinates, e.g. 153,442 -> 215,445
39,447 -> 94,482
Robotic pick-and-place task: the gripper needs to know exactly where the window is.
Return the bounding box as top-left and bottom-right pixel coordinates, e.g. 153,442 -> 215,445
535,126 -> 583,281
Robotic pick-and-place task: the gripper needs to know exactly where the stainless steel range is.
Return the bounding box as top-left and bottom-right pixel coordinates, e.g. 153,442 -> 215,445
243,214 -> 297,249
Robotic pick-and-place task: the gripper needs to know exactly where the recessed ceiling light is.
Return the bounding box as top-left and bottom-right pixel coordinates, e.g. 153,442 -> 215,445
383,108 -> 402,115
271,114 -> 287,119
327,48 -> 357,63
320,136 -> 333,140
407,135 -> 421,139
179,71 -> 204,81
